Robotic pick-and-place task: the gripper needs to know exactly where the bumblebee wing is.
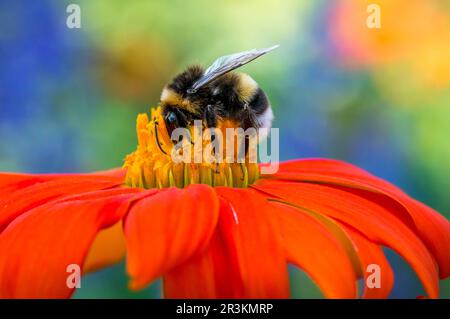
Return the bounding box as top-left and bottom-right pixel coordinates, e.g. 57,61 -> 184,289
188,45 -> 279,93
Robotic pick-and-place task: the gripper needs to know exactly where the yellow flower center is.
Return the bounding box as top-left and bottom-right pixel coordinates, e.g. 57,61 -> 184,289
123,107 -> 260,189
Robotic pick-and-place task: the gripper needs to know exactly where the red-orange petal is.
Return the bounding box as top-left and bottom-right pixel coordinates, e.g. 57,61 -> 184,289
163,228 -> 244,298
89,168 -> 127,179
252,180 -> 440,298
124,184 -> 219,291
264,158 -> 450,279
273,201 -> 358,298
0,174 -> 125,232
213,188 -> 290,298
0,171 -> 123,192
340,224 -> 394,298
0,188 -> 139,298
83,220 -> 127,274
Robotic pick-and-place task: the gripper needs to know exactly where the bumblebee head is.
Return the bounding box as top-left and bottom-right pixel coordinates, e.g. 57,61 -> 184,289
160,65 -> 210,116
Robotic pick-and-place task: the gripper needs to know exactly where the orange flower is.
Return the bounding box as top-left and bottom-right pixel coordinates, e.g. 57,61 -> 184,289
0,107 -> 449,299
329,0 -> 450,88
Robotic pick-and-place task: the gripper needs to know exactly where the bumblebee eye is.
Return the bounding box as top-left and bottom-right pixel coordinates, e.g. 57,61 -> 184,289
165,111 -> 177,125
164,111 -> 178,139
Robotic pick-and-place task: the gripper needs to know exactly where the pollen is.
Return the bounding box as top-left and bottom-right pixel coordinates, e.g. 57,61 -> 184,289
123,107 -> 260,189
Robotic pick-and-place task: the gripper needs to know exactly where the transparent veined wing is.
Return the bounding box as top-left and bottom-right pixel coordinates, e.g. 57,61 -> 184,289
188,45 -> 279,93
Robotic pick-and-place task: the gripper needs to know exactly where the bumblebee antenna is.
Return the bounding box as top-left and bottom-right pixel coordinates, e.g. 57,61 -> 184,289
154,119 -> 168,155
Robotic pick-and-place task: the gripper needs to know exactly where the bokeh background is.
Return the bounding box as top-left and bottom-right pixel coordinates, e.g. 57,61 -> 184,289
0,0 -> 449,298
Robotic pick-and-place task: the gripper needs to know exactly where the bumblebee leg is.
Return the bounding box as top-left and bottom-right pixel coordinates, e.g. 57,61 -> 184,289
239,162 -> 246,181
173,108 -> 195,145
240,106 -> 260,157
173,108 -> 189,127
203,104 -> 217,128
203,105 -> 220,163
154,119 -> 168,155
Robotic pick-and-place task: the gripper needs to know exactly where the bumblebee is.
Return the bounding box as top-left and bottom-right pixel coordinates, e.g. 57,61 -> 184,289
159,46 -> 278,145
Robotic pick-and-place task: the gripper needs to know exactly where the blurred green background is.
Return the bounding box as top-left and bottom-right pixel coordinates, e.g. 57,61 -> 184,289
0,0 -> 448,298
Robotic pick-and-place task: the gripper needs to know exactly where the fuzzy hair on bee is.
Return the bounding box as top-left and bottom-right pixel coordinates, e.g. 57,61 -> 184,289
159,46 -> 278,142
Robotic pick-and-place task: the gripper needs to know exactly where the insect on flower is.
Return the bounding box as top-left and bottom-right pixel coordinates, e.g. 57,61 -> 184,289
0,47 -> 449,299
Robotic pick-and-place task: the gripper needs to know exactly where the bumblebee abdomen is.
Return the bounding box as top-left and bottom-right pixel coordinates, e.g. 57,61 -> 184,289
248,87 -> 270,115
235,73 -> 259,104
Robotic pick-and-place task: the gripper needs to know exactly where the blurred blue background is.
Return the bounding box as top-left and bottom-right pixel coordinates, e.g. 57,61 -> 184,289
0,0 -> 448,298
